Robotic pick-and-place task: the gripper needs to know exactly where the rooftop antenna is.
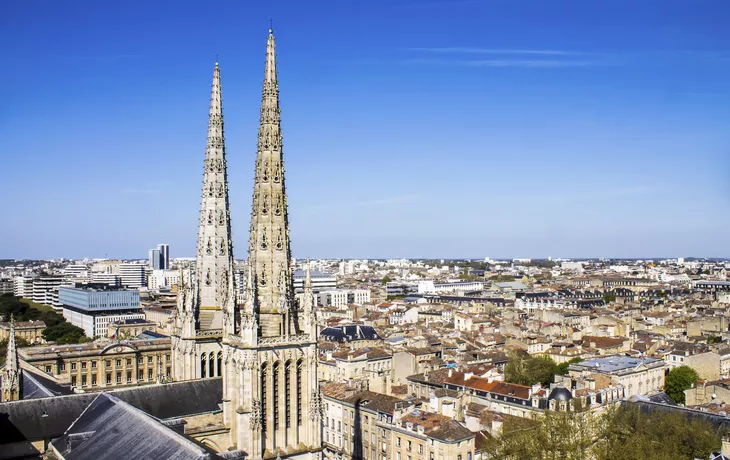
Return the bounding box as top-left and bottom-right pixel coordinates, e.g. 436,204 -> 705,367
269,17 -> 273,34
215,53 -> 219,66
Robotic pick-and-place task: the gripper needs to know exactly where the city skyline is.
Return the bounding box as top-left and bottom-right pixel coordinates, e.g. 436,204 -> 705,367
1,0 -> 729,259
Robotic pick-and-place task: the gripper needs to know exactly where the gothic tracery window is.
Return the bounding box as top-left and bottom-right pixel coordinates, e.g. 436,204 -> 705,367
273,361 -> 280,430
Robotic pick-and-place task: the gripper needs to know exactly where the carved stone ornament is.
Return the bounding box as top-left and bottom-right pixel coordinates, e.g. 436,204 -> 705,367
309,391 -> 323,421
250,398 -> 262,430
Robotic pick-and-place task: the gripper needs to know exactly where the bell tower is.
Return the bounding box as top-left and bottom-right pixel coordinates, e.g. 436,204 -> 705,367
222,27 -> 322,459
171,59 -> 237,382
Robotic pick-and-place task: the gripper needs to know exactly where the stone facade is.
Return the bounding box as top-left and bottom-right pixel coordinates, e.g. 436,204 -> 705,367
171,57 -> 236,383
19,338 -> 172,389
219,28 -> 321,459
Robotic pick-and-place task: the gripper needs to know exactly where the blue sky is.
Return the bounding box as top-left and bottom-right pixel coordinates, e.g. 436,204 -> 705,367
1,0 -> 729,260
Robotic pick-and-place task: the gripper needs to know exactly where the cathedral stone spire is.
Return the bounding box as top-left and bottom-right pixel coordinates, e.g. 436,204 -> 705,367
195,59 -> 236,333
2,314 -> 21,401
172,61 -> 235,382
247,27 -> 298,338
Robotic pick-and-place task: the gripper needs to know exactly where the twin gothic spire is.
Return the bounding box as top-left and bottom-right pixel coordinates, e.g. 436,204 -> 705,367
192,59 -> 236,333
186,27 -> 299,340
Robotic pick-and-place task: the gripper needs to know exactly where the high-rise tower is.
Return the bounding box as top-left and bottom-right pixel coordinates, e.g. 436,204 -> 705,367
171,60 -> 237,381
222,27 -> 321,459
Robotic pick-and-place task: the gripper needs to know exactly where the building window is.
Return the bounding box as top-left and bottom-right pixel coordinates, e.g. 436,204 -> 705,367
81,375 -> 87,387
81,361 -> 87,369
92,375 -> 97,386
117,372 -> 122,383
106,360 -> 112,367
71,376 -> 77,386
297,360 -> 303,425
106,373 -> 112,385
45,365 -> 52,373
138,357 -> 143,364
126,358 -> 132,366
397,437 -> 401,447
147,369 -> 152,380
127,371 -> 132,383
148,356 -> 153,364
91,361 -> 97,369
71,362 -> 77,370
116,359 -> 121,367
261,363 -> 268,432
285,361 -> 292,428
138,370 -> 144,380
408,440 -> 412,451
60,363 -> 66,371
273,362 -> 280,429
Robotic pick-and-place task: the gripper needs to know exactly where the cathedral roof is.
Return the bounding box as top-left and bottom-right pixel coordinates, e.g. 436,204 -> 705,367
50,393 -> 228,460
0,377 -> 223,448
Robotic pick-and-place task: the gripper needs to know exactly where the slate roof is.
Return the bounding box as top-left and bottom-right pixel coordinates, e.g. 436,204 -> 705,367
320,325 -> 382,343
21,369 -> 74,399
0,377 -> 223,446
50,393 -> 230,460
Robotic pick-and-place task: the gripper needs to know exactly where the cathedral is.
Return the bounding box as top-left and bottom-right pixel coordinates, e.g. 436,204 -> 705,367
171,27 -> 323,459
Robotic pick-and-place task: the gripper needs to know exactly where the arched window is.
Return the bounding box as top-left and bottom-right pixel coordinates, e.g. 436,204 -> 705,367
297,359 -> 303,425
285,361 -> 292,428
273,361 -> 280,430
217,352 -> 223,377
261,363 -> 268,433
200,355 -> 207,378
209,352 -> 215,377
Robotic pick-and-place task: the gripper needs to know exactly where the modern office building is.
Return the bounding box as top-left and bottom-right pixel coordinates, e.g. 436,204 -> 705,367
292,269 -> 337,293
89,272 -> 121,287
118,263 -> 146,289
0,278 -> 14,295
31,276 -> 65,309
13,275 -> 37,298
148,244 -> 170,270
148,248 -> 161,270
59,286 -> 144,338
318,289 -> 371,307
158,244 -> 170,269
147,269 -> 180,290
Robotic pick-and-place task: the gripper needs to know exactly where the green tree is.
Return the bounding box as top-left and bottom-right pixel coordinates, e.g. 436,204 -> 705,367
602,292 -> 617,303
557,357 -> 584,375
665,365 -> 699,404
596,405 -> 719,460
381,275 -> 392,285
505,351 -> 558,386
43,322 -> 88,343
479,405 -> 721,460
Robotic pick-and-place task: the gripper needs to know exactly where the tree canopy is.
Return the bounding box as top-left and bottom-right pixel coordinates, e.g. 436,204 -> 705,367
505,351 -> 558,386
556,357 -> 584,375
1,294 -> 91,345
665,365 -> 699,404
480,405 -> 721,460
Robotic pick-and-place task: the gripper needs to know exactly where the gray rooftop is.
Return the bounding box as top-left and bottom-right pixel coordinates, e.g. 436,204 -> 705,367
50,393 -> 229,460
574,355 -> 664,373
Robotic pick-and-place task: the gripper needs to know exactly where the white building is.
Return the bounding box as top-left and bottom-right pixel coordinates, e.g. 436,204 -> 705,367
13,275 -> 37,298
292,269 -> 336,293
30,276 -> 65,309
63,308 -> 146,338
147,269 -> 181,290
318,289 -> 371,308
118,263 -> 146,289
90,272 -> 121,287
